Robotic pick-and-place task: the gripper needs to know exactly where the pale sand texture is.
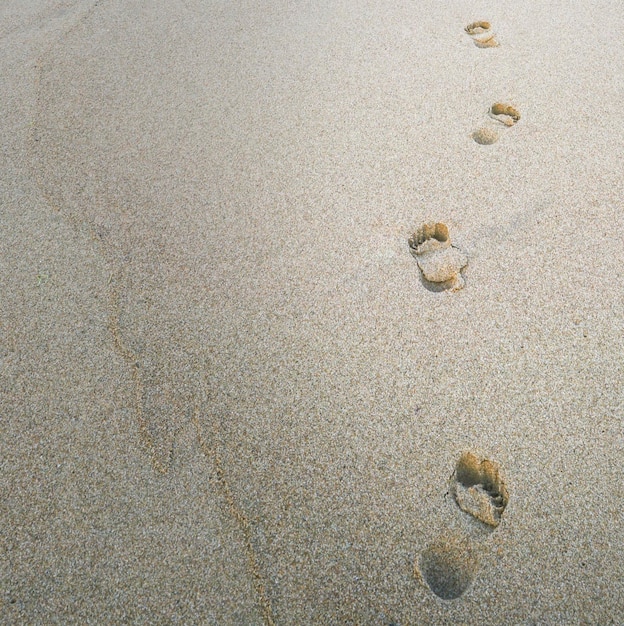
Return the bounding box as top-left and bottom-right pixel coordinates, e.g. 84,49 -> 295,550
2,0 -> 624,623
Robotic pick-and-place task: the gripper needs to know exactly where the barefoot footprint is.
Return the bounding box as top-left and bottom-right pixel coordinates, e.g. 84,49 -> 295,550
472,103 -> 521,145
489,102 -> 521,127
465,21 -> 499,48
450,451 -> 509,528
416,537 -> 479,600
415,451 -> 509,600
408,223 -> 468,292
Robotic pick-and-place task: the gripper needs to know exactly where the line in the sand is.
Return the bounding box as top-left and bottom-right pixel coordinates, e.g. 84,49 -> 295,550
192,409 -> 276,626
107,272 -> 173,475
27,7 -> 276,620
28,0 -> 177,476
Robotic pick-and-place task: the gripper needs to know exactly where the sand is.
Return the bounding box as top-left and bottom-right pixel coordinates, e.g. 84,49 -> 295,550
2,0 -> 624,623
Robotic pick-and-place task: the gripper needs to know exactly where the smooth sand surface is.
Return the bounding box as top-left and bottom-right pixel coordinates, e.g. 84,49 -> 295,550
2,1 -> 624,623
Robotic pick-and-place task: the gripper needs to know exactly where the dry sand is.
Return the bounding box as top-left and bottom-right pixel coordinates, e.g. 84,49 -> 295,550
2,0 -> 624,623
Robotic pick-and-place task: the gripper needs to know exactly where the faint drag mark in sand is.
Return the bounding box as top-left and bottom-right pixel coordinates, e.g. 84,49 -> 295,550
28,187 -> 177,475
450,451 -> 509,528
29,94 -> 176,474
416,536 -> 479,600
27,1 -> 191,476
28,7 -> 276,621
192,407 -> 276,626
464,21 -> 499,48
26,5 -> 164,474
0,0 -> 83,40
107,270 -> 176,475
408,223 -> 468,292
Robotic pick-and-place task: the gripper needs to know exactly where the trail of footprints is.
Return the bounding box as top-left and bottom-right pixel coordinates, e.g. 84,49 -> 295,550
410,20 -> 521,289
412,19 -> 517,602
467,20 -> 521,147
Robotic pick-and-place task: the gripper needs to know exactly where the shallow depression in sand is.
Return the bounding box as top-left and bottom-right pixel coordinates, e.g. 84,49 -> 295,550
472,127 -> 499,145
417,538 -> 479,600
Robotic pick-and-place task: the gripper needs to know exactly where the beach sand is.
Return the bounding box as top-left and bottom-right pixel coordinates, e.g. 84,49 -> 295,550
2,0 -> 624,623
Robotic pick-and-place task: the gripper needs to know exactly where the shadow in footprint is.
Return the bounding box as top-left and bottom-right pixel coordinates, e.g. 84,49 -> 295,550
416,537 -> 479,600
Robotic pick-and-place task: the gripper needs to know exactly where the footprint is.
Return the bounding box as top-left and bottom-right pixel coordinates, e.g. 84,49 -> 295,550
472,103 -> 520,144
408,223 -> 468,292
415,452 -> 509,599
416,537 -> 479,600
489,103 -> 521,127
464,21 -> 499,48
450,451 -> 509,528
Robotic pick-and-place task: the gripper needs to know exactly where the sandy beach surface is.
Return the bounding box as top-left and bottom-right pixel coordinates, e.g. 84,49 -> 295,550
2,1 -> 624,623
